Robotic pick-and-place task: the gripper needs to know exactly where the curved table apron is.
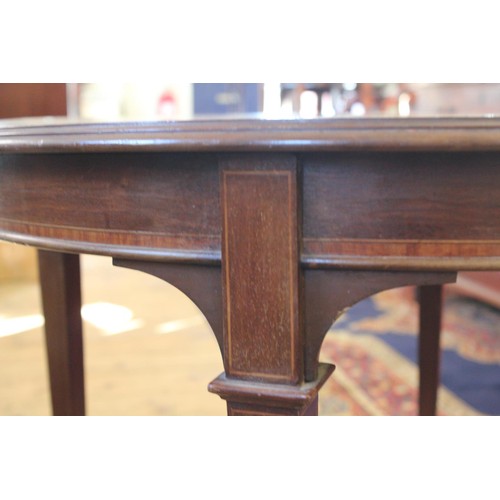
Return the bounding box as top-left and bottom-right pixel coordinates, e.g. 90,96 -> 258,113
1,117 -> 500,416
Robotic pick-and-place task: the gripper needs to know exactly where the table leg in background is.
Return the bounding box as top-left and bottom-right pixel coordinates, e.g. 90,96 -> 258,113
418,285 -> 443,416
38,250 -> 85,416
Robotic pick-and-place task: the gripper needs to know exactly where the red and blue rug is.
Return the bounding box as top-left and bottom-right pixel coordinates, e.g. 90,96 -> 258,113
319,287 -> 500,416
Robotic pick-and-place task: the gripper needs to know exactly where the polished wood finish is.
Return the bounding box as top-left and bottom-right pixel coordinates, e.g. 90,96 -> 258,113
37,250 -> 85,416
302,152 -> 500,270
1,117 -> 500,416
0,153 -> 220,263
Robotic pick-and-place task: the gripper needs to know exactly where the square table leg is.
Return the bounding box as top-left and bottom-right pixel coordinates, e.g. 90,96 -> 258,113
38,250 -> 85,416
418,285 -> 443,416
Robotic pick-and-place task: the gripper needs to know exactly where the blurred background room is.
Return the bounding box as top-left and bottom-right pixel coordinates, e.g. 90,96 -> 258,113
0,83 -> 499,416
4,82 -> 500,122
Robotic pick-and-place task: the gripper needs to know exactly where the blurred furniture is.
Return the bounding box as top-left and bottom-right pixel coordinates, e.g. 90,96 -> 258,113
1,117 -> 500,416
0,83 -> 66,119
281,83 -> 332,115
193,84 -> 262,116
450,272 -> 500,309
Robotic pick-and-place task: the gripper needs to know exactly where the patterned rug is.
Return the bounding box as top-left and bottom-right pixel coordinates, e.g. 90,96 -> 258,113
318,287 -> 500,416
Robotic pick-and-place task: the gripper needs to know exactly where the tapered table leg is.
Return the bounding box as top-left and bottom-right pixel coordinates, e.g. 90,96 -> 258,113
38,250 -> 85,416
418,285 -> 443,416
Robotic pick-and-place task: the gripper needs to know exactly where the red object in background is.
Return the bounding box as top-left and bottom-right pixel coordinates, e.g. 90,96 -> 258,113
157,90 -> 176,119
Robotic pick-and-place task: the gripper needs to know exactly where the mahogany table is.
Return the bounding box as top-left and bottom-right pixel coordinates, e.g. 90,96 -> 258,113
1,117 -> 499,416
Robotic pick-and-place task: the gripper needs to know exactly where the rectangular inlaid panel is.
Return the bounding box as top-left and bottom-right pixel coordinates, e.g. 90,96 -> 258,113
303,152 -> 500,258
221,155 -> 300,383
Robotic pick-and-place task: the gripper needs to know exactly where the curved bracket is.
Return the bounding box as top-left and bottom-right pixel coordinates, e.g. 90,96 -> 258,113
113,259 -> 223,357
304,269 -> 457,381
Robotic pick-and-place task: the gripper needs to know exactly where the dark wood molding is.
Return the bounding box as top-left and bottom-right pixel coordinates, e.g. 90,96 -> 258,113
302,255 -> 500,272
209,363 -> 334,416
4,117 -> 500,153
